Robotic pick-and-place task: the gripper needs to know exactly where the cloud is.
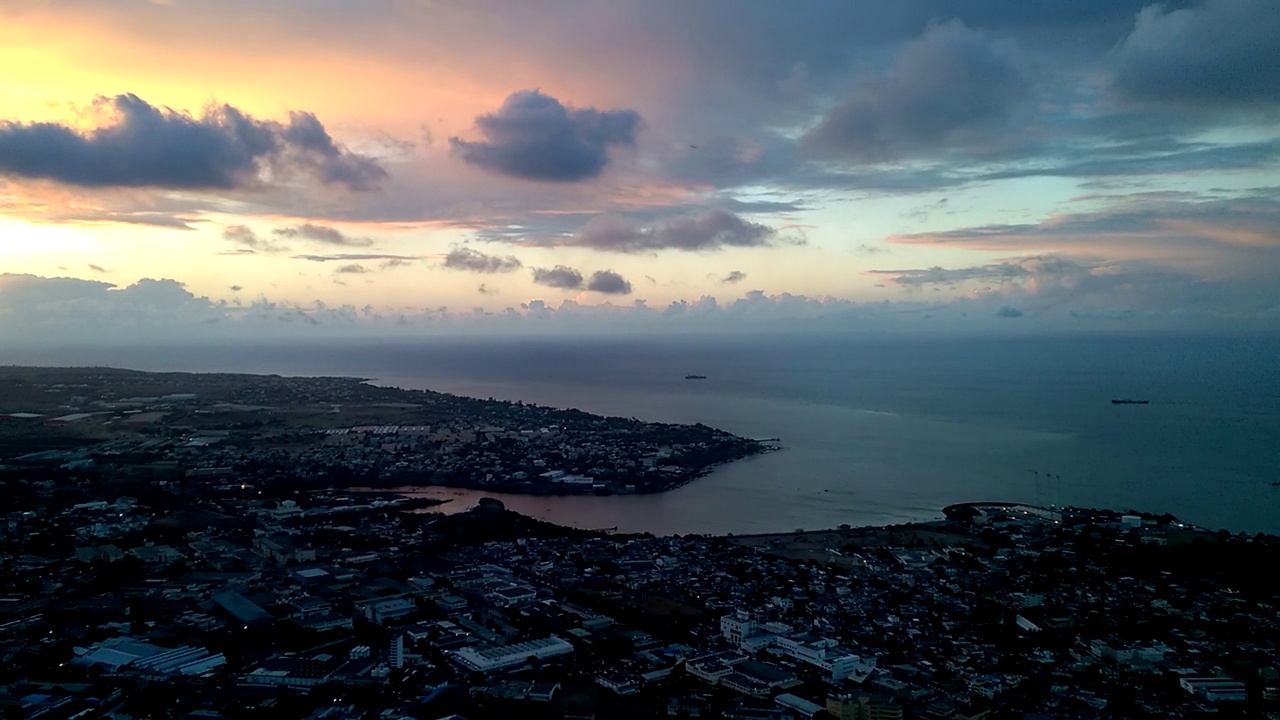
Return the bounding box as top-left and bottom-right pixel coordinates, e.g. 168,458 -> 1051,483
995,305 -> 1024,318
279,111 -> 388,190
292,253 -> 420,263
87,264 -> 108,273
0,93 -> 385,190
3,269 -> 1278,348
531,265 -> 585,290
532,208 -> 787,253
442,247 -> 523,273
335,263 -> 369,274
804,20 -> 1032,162
870,257 -> 1080,288
586,270 -> 632,295
529,265 -> 632,294
721,270 -> 748,284
884,195 -> 1280,282
1110,0 -> 1280,110
273,223 -> 373,247
223,224 -> 288,253
450,90 -> 641,181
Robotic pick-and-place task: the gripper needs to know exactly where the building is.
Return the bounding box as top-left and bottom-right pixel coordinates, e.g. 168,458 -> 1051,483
212,591 -> 273,626
826,695 -> 905,720
771,634 -> 875,682
449,637 -> 574,674
390,634 -> 405,669
720,660 -> 800,697
721,613 -> 876,682
363,597 -> 417,624
488,585 -> 538,607
776,694 -> 824,719
253,536 -> 317,565
721,612 -> 758,645
245,654 -> 346,688
1179,676 -> 1248,703
72,638 -> 225,676
686,651 -> 748,685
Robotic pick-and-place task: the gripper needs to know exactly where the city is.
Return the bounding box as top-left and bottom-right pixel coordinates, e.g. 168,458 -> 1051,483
1,369 -> 1277,718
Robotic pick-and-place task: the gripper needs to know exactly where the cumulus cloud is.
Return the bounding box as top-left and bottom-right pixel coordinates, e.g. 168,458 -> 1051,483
529,265 -> 632,294
533,208 -> 785,253
450,90 -> 641,181
0,93 -> 385,190
442,247 -> 523,273
586,270 -> 633,295
1110,0 -> 1280,110
531,265 -> 585,290
4,269 -> 1278,348
805,20 -> 1031,161
273,223 -> 373,247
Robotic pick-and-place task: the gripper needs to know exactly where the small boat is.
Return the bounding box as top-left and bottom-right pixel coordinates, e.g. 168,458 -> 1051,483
685,374 -> 707,380
1111,399 -> 1149,404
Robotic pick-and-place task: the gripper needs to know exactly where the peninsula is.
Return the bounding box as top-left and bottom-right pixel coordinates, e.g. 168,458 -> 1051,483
0,366 -> 771,497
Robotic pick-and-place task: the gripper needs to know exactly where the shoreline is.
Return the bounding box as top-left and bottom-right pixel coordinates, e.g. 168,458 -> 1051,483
0,365 -> 773,499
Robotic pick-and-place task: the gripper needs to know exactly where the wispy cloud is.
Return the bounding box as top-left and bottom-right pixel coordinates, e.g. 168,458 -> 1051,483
292,253 -> 421,263
273,223 -> 373,247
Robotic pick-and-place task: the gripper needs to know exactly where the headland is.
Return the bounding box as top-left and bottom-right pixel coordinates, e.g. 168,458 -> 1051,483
0,365 -> 771,497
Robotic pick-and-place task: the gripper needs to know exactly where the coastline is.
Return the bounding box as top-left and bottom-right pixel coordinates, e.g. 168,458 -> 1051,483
0,365 -> 773,500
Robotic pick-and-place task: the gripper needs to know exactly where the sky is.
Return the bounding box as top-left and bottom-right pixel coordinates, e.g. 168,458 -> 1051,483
1,0 -> 1278,342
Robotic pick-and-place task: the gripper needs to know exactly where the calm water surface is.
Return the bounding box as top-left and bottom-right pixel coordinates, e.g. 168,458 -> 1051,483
6,332 -> 1278,534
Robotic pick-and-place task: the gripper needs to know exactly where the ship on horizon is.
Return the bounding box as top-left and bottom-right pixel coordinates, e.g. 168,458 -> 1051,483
1111,398 -> 1149,405
685,374 -> 707,380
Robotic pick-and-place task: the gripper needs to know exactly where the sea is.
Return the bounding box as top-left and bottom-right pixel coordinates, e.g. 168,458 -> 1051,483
5,331 -> 1279,536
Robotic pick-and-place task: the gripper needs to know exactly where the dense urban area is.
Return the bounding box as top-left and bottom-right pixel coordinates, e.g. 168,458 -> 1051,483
1,367 -> 1279,719
0,366 -> 770,497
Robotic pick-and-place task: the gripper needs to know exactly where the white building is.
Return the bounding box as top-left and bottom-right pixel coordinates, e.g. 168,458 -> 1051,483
720,614 -> 875,682
450,637 -> 574,674
720,612 -> 758,645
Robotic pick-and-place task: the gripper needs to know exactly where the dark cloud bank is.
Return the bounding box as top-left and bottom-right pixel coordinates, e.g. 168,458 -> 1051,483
518,208 -> 788,253
450,90 -> 641,181
804,20 -> 1031,162
0,93 -> 385,190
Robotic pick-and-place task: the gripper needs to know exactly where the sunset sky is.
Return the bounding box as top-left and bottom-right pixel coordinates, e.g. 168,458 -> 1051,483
2,0 -> 1278,341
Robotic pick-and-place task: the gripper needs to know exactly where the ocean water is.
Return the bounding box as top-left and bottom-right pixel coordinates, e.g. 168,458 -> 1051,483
5,332 -> 1279,535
